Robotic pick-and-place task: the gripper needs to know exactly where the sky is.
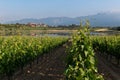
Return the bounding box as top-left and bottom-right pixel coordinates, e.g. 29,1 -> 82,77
0,0 -> 120,22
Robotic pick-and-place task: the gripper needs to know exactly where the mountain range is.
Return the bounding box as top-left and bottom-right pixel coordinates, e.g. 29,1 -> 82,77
6,12 -> 120,27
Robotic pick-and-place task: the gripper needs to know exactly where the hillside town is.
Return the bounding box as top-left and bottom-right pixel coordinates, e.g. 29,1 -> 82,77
27,23 -> 48,27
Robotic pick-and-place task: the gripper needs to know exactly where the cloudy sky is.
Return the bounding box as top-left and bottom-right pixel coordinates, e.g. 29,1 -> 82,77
0,0 -> 120,22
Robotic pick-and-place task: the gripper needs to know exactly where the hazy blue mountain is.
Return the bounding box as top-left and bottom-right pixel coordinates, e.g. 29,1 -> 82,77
80,13 -> 120,27
7,17 -> 79,26
6,12 -> 120,27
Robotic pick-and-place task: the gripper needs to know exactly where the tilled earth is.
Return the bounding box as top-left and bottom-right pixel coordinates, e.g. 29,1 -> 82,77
96,53 -> 120,80
1,43 -> 67,80
1,43 -> 120,80
14,44 -> 67,80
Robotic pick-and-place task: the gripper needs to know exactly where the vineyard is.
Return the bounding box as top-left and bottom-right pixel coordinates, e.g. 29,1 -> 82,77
0,36 -> 68,79
65,23 -> 104,80
0,25 -> 120,80
92,36 -> 120,80
92,36 -> 120,65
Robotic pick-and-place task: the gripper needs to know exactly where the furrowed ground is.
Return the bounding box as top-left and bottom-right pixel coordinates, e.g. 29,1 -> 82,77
1,41 -> 120,80
6,43 -> 68,80
96,52 -> 120,80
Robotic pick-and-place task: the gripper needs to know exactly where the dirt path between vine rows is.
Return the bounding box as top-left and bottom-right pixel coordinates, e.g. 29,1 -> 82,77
96,53 -> 120,80
2,42 -> 120,80
13,47 -> 119,80
6,43 -> 68,80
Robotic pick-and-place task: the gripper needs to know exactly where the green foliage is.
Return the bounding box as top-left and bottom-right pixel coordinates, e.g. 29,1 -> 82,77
0,36 -> 68,76
92,36 -> 120,58
65,21 -> 104,80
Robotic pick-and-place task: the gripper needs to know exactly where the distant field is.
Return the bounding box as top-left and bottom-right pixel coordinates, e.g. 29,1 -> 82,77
95,28 -> 109,31
29,30 -> 77,33
0,24 -> 120,36
0,29 -> 77,36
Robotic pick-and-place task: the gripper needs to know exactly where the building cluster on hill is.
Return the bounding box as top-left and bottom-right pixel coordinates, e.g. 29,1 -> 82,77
27,23 -> 48,27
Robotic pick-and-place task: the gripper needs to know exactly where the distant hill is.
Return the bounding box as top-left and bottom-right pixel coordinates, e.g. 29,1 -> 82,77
6,12 -> 120,27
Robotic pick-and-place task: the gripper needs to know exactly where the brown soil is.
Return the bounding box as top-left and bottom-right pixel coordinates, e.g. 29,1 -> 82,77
16,44 -> 67,80
1,43 -> 120,80
96,53 -> 120,80
2,43 -> 68,80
